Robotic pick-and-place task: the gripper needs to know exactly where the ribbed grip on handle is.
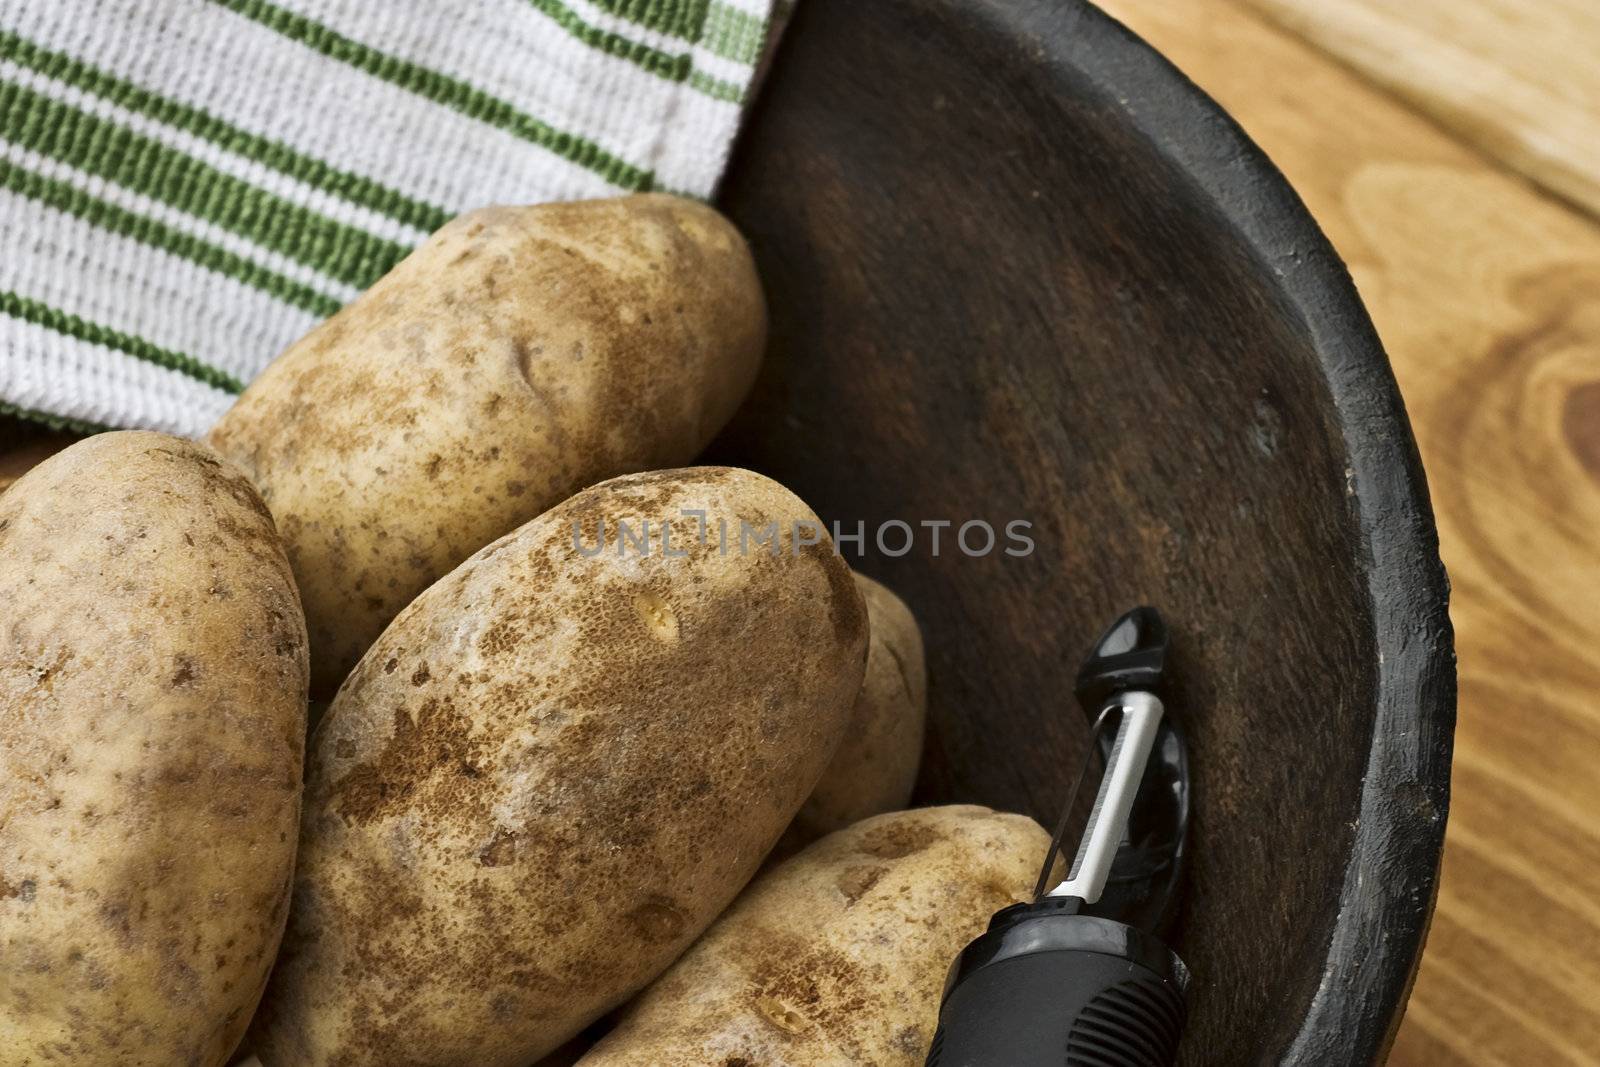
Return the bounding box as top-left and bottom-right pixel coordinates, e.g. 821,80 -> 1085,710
1066,975 -> 1184,1066
926,919 -> 1188,1067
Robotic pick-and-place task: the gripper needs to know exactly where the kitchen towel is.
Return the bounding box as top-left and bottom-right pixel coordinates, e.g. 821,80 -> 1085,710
0,0 -> 783,438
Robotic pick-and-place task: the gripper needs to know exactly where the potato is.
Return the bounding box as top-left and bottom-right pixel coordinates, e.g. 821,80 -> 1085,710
579,806 -> 1050,1066
786,573 -> 926,846
0,432 -> 309,1067
249,467 -> 868,1067
208,194 -> 766,695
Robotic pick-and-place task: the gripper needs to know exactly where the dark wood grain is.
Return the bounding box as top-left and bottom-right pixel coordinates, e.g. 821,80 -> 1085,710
713,0 -> 1454,1063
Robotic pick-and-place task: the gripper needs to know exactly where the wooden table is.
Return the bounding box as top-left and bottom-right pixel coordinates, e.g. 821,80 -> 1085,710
1093,1 -> 1600,1062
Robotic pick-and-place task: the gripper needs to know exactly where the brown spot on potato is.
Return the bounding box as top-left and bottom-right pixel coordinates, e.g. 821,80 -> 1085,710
479,828 -> 518,868
170,655 -> 198,687
835,865 -> 887,904
511,337 -> 542,386
330,700 -> 487,827
625,896 -> 690,944
479,615 -> 525,658
0,877 -> 35,902
800,540 -> 868,652
858,819 -> 942,859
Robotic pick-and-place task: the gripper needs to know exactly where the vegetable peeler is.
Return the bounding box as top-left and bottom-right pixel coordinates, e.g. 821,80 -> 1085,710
926,606 -> 1192,1066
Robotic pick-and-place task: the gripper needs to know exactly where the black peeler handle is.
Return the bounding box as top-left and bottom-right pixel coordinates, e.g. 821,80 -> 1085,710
925,607 -> 1192,1067
926,902 -> 1188,1066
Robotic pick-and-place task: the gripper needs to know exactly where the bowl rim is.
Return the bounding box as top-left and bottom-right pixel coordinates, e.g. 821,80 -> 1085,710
951,0 -> 1456,1059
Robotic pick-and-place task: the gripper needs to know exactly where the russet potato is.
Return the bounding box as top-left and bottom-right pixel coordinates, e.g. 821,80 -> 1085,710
787,572 -> 927,846
208,194 -> 766,694
249,467 -> 867,1067
579,806 -> 1050,1066
0,432 -> 308,1067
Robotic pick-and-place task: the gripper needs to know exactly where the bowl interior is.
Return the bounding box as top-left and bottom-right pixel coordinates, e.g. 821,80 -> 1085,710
711,0 -> 1451,1062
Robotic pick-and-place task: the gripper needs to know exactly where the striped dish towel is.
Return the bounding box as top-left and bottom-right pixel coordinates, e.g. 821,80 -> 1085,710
0,0 -> 783,438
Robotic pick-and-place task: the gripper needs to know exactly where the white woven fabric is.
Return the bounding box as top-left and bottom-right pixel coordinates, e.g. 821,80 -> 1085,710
0,0 -> 779,437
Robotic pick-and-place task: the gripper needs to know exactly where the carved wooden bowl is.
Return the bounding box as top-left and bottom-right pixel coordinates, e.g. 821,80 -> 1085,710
710,0 -> 1456,1062
0,1 -> 1456,1060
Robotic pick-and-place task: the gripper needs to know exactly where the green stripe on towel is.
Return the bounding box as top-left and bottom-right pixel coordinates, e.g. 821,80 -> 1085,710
0,157 -> 343,318
0,397 -> 113,435
211,0 -> 660,192
702,1 -> 766,64
0,29 -> 451,234
526,0 -> 689,81
521,0 -> 741,101
0,290 -> 243,393
0,77 -> 410,290
586,0 -> 709,42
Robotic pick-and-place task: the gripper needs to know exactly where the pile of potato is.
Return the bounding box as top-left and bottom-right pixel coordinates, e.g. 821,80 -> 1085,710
0,195 -> 1048,1067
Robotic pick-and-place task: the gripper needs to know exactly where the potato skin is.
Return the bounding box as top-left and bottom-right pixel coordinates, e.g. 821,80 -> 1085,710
788,573 -> 926,844
0,432 -> 309,1067
579,806 -> 1049,1066
250,467 -> 868,1067
207,193 -> 766,695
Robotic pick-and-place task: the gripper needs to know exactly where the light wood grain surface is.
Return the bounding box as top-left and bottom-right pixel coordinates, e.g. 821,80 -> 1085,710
1238,0 -> 1600,222
1093,0 -> 1600,1062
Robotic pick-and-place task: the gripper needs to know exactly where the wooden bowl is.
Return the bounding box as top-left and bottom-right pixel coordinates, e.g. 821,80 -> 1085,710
710,0 -> 1456,1063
